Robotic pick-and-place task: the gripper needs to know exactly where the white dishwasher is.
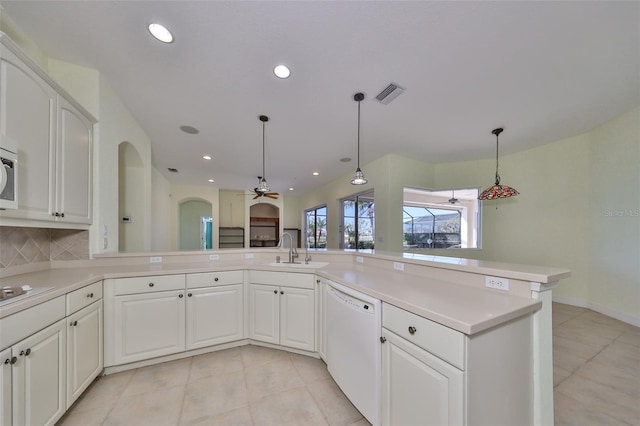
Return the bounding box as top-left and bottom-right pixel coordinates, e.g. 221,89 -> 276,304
325,280 -> 381,426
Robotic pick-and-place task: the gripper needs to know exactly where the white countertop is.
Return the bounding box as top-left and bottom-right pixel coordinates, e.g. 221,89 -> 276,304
0,255 -> 549,335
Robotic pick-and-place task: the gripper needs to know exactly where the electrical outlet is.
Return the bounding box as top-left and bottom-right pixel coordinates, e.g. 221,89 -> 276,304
245,253 -> 255,259
356,256 -> 364,264
485,276 -> 509,291
149,256 -> 163,264
209,254 -> 219,261
393,262 -> 405,271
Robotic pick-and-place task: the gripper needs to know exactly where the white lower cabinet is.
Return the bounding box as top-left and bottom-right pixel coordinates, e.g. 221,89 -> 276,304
11,319 -> 67,426
186,284 -> 244,349
1,348 -> 13,426
381,328 -> 463,426
248,271 -> 316,352
113,290 -> 186,365
66,300 -> 103,408
105,272 -> 246,367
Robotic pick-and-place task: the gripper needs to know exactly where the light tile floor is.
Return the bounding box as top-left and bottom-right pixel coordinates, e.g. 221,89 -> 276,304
58,303 -> 639,426
552,303 -> 640,425
58,345 -> 369,426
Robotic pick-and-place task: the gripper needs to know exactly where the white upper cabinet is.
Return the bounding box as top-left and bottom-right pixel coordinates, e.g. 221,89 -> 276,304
0,43 -> 56,220
55,95 -> 93,224
0,34 -> 95,227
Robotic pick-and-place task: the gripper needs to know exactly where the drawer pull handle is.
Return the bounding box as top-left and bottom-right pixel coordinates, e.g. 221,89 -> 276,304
380,336 -> 387,344
214,277 -> 219,282
179,294 -> 184,298
408,326 -> 417,335
87,292 -> 94,298
149,283 -> 155,287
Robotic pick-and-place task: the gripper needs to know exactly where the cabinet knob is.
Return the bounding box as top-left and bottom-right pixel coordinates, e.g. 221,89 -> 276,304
380,336 -> 387,344
5,356 -> 17,365
73,320 -> 78,326
273,290 -> 278,294
214,277 -> 219,282
87,292 -> 94,298
188,293 -> 193,297
178,294 -> 184,298
408,326 -> 417,335
316,279 -> 320,284
3,358 -> 9,365
60,212 -> 65,218
148,283 -> 155,287
20,349 -> 31,356
280,291 -> 284,295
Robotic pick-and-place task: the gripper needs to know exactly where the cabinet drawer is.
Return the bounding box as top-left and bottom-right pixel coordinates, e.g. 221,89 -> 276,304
0,296 -> 65,350
249,271 -> 315,289
187,271 -> 244,289
114,275 -> 185,295
383,303 -> 465,370
66,281 -> 102,315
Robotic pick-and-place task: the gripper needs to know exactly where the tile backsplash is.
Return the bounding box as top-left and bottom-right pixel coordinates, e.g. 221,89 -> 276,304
0,226 -> 89,268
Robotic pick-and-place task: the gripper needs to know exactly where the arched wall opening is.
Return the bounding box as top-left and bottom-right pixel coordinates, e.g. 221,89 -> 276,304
179,198 -> 214,250
118,141 -> 145,252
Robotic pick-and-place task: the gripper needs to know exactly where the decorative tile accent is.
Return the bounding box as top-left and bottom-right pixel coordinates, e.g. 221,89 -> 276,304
0,226 -> 89,268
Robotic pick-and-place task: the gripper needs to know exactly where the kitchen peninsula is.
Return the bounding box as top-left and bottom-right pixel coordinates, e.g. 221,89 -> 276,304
0,249 -> 569,426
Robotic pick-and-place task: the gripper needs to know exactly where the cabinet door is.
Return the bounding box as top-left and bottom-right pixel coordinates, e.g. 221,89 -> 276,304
0,348 -> 12,426
113,290 -> 185,365
0,46 -> 56,220
56,95 -> 93,224
186,284 -> 243,349
66,300 -> 103,408
381,329 -> 464,426
280,287 -> 315,352
12,319 -> 66,426
248,284 -> 279,344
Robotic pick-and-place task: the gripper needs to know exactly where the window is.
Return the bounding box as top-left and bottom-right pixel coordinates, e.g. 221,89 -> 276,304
305,205 -> 327,248
403,187 -> 481,250
341,190 -> 375,250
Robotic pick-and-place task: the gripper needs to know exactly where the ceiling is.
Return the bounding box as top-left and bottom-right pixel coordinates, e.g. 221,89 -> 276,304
3,1 -> 638,195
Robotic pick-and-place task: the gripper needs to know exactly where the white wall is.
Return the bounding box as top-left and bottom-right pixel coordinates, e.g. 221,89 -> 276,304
151,167 -> 171,251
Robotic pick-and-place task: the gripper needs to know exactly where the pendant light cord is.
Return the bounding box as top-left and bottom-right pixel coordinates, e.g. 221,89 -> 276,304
357,98 -> 361,168
262,120 -> 266,180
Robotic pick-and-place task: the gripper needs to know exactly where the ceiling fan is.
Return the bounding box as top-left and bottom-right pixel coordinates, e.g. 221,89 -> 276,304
248,115 -> 279,200
438,190 -> 459,205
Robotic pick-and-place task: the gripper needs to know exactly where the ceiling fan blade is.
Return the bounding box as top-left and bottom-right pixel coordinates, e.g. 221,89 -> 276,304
265,193 -> 279,199
253,194 -> 260,200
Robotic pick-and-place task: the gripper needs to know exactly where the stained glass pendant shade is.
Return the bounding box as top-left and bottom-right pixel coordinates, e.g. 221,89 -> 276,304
478,128 -> 520,200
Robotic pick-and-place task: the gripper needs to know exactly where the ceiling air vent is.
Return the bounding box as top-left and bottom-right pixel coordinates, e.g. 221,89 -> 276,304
375,83 -> 405,105
167,167 -> 178,173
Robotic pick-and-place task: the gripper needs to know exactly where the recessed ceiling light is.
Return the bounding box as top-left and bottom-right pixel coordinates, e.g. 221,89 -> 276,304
180,125 -> 199,134
288,187 -> 294,191
312,172 -> 319,176
208,179 -> 215,183
273,65 -> 291,79
148,23 -> 174,43
202,155 -> 212,160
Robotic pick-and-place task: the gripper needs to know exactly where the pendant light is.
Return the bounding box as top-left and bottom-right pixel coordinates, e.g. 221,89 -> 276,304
351,92 -> 368,185
257,115 -> 271,194
478,128 -> 519,200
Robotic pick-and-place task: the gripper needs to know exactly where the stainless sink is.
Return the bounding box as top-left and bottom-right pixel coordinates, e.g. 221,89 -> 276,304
0,286 -> 54,307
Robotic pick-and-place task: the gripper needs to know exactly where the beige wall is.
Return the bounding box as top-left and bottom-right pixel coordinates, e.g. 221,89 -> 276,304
300,108 -> 640,324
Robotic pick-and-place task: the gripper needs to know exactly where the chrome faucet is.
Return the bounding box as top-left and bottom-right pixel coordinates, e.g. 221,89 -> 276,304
279,233 -> 299,263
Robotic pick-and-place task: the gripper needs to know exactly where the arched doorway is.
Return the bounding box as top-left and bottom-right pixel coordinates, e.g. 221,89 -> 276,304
179,199 -> 213,250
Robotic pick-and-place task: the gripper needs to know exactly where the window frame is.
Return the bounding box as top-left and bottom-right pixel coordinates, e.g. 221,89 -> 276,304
304,204 -> 327,249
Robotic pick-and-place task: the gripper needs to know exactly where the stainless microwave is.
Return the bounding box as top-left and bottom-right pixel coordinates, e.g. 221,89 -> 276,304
0,137 -> 17,209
